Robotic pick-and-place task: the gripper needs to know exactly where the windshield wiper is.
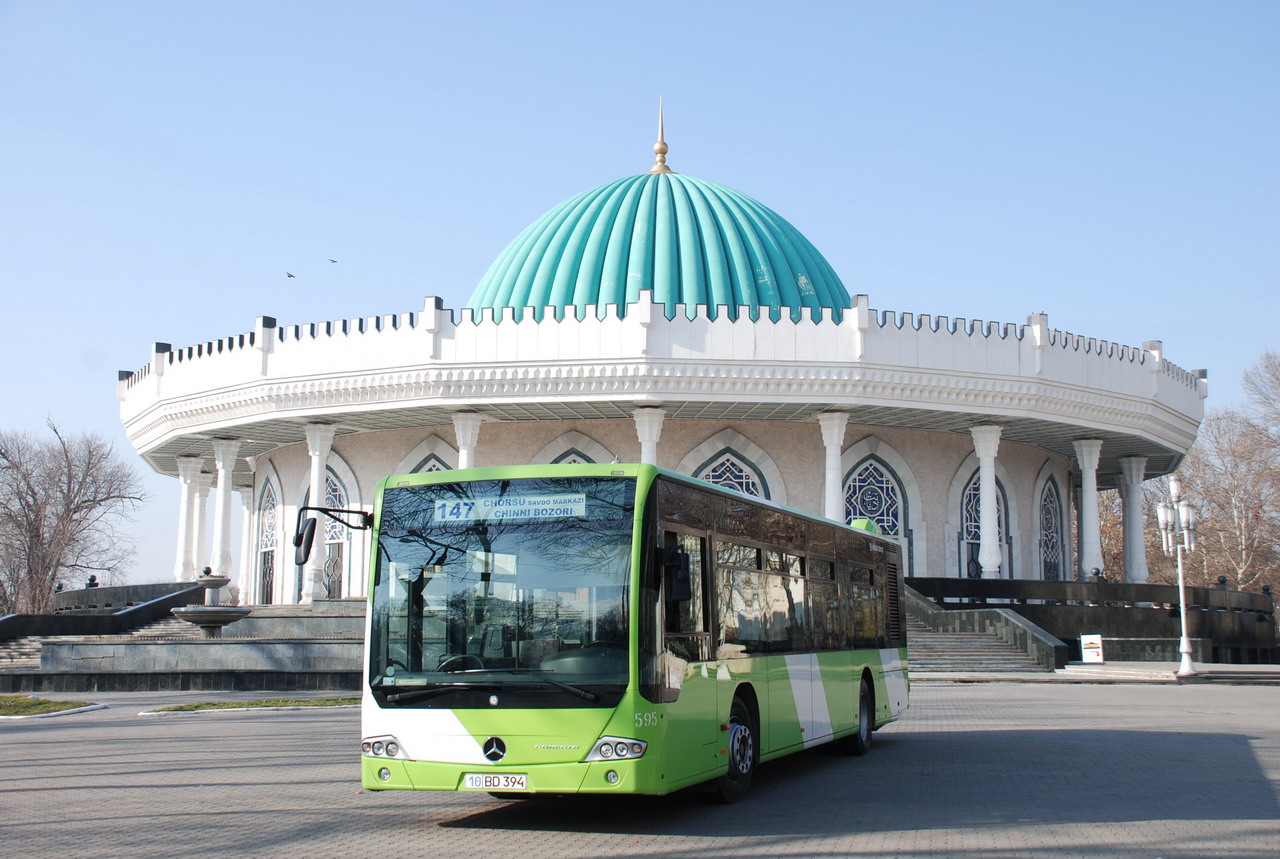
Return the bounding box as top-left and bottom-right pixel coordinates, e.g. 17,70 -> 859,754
382,682 -> 497,704
379,669 -> 599,704
500,668 -> 599,703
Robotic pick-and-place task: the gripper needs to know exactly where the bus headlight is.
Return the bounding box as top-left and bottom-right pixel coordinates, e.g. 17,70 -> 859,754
363,735 -> 404,758
585,737 -> 647,762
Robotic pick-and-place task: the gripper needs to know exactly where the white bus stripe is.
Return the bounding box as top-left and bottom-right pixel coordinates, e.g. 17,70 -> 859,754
785,653 -> 833,748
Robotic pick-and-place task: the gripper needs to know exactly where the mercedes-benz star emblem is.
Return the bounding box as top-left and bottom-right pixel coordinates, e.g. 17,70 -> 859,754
483,737 -> 506,762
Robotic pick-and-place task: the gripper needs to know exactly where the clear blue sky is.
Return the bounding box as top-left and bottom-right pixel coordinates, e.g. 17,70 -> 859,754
1,1 -> 1275,585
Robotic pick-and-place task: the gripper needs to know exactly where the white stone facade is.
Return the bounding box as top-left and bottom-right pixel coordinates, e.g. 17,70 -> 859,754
118,293 -> 1205,604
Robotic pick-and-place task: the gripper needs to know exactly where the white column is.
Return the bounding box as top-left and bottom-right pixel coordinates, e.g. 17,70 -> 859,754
173,457 -> 203,581
190,473 -> 213,576
210,440 -> 240,578
303,424 -> 337,604
818,413 -> 848,522
1073,439 -> 1105,579
236,486 -> 254,606
1119,456 -> 1150,584
970,426 -> 1003,578
633,408 -> 666,465
1071,484 -> 1083,581
453,413 -> 484,469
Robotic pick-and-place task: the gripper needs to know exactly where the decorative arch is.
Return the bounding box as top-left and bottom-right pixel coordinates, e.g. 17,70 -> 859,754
959,470 -> 1011,578
294,449 -> 367,601
251,462 -> 285,606
393,435 -> 457,475
675,429 -> 786,504
1033,460 -> 1069,581
840,436 -> 923,577
946,453 -> 1019,580
532,431 -> 615,465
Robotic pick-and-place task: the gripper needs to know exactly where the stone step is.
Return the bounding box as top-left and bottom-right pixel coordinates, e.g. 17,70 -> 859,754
130,617 -> 203,639
906,621 -> 1049,672
0,636 -> 47,669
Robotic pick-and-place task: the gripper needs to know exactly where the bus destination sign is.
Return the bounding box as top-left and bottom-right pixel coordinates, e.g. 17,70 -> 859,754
433,494 -> 587,523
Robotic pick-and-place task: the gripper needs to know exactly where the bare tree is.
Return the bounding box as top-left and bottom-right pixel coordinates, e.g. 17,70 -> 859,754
1144,410 -> 1280,593
1243,350 -> 1280,445
1096,488 -> 1126,580
0,423 -> 146,614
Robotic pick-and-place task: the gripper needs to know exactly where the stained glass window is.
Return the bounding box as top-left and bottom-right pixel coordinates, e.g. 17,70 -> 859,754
318,474 -> 350,599
961,472 -> 1008,577
258,485 -> 277,550
700,453 -> 764,498
961,474 -> 1003,541
323,475 -> 347,542
413,454 -> 450,473
1039,480 -> 1063,581
844,459 -> 903,536
258,485 -> 278,604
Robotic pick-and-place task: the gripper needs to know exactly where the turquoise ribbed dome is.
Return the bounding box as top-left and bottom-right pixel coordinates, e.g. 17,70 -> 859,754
467,172 -> 850,322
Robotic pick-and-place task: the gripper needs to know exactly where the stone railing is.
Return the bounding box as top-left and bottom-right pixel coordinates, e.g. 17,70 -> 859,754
904,587 -> 1069,670
909,578 -> 1276,664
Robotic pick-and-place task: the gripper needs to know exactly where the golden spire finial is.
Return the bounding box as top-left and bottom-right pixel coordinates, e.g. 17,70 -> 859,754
649,97 -> 673,174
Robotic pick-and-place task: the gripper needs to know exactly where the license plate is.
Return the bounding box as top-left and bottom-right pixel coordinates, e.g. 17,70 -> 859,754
462,773 -> 528,791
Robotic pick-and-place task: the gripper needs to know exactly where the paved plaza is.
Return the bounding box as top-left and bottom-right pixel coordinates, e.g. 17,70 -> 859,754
2,682 -> 1278,858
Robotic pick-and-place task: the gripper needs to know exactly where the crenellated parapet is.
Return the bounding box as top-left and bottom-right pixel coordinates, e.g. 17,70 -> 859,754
118,292 -> 1206,477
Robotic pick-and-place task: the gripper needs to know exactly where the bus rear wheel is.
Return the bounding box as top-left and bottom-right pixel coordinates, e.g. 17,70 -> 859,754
836,677 -> 873,756
714,697 -> 756,804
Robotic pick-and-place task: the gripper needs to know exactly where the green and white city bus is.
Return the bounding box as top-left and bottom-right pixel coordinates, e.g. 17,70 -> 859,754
317,463 -> 907,802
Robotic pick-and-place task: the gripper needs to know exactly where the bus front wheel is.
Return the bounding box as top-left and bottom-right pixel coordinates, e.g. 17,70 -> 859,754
714,697 -> 756,803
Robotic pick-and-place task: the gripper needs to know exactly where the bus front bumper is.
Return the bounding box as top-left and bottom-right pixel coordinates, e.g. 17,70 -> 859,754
361,755 -> 660,795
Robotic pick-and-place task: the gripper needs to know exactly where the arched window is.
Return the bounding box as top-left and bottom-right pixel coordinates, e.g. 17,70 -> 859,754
412,453 -> 450,473
257,484 -> 278,605
296,470 -> 352,602
697,449 -> 768,499
1039,478 -> 1064,581
677,430 -> 785,504
844,457 -> 904,537
321,473 -> 348,599
533,432 -> 614,465
960,471 -> 1011,578
551,449 -> 593,464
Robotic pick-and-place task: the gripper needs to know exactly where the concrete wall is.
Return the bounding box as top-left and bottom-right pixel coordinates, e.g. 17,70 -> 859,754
41,639 -> 361,672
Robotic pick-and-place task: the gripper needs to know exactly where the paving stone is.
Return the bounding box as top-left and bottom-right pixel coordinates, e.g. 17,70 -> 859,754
2,683 -> 1278,857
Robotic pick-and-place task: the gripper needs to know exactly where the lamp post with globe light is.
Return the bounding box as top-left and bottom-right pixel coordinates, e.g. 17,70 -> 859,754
1156,475 -> 1199,677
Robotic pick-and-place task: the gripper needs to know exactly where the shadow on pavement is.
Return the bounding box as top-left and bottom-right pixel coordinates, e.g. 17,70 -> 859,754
438,729 -> 1279,837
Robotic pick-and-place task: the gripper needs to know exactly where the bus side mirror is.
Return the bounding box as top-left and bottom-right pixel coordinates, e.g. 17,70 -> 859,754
664,548 -> 692,602
294,517 -> 317,566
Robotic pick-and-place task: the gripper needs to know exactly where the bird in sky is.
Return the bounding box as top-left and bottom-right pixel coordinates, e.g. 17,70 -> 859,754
328,258 -> 338,263
286,272 -> 296,278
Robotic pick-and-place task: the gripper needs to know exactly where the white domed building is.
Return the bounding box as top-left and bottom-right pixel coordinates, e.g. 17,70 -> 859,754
117,130 -> 1206,606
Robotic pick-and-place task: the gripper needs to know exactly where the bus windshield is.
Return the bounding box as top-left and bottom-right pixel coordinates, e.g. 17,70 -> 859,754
369,476 -> 636,699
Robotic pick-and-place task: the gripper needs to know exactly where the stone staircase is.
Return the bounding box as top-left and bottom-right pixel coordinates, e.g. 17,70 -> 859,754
0,614 -> 212,671
907,616 -> 1051,673
128,617 -> 204,638
0,636 -> 44,670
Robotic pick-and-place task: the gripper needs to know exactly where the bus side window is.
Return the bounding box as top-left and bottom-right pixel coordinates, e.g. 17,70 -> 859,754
662,530 -> 709,663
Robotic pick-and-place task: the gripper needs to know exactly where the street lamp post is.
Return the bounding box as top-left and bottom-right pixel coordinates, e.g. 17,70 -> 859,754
1156,475 -> 1199,678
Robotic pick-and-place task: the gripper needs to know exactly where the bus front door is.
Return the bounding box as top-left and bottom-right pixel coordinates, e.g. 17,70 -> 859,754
659,530 -> 721,786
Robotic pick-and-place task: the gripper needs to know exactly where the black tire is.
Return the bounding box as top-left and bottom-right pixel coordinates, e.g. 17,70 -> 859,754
714,697 -> 757,803
834,676 -> 874,756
